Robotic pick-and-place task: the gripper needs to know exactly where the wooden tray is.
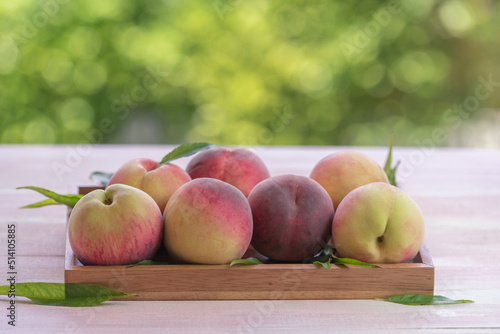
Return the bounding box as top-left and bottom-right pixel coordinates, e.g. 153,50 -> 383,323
64,186 -> 434,300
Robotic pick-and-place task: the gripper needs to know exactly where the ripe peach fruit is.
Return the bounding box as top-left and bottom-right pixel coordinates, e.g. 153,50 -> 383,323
108,158 -> 191,212
68,184 -> 163,265
186,147 -> 270,197
248,174 -> 334,262
310,151 -> 389,209
332,182 -> 425,263
163,178 -> 253,264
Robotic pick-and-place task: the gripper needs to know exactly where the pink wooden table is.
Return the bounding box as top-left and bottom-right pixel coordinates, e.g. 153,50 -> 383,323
1,145 -> 499,333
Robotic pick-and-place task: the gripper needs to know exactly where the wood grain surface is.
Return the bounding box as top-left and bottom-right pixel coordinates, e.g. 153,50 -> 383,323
1,145 -> 499,333
65,186 -> 434,301
65,240 -> 434,300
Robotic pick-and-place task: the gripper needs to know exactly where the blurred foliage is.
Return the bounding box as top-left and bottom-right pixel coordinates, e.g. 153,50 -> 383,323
0,0 -> 499,146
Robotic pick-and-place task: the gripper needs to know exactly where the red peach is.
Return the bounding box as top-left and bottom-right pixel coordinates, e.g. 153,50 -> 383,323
248,174 -> 334,262
186,147 -> 270,197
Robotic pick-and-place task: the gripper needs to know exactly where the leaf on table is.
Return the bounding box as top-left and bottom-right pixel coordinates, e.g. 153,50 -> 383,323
17,186 -> 83,208
314,258 -> 331,270
128,260 -> 170,267
331,256 -> 379,268
383,134 -> 400,187
375,294 -> 474,306
230,257 -> 263,266
0,283 -> 135,307
158,142 -> 215,167
90,171 -> 113,187
311,243 -> 378,269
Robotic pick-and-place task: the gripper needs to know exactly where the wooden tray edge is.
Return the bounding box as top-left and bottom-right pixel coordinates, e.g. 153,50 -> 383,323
65,185 -> 435,300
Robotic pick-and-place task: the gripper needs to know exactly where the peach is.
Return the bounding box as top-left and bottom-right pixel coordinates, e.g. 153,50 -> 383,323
310,151 -> 389,209
185,147 -> 270,197
108,158 -> 191,212
248,174 -> 334,262
332,182 -> 425,263
163,178 -> 253,264
68,184 -> 163,265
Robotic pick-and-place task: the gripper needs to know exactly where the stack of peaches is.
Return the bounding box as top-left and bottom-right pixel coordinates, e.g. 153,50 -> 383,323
68,146 -> 424,266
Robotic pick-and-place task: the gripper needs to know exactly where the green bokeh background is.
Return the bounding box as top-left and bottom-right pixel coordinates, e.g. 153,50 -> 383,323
1,0 -> 499,147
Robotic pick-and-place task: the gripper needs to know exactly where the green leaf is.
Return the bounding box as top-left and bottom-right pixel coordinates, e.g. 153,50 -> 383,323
128,260 -> 170,267
17,186 -> 83,208
19,198 -> 60,208
314,258 -> 331,270
230,257 -> 263,266
90,171 -> 113,187
383,134 -> 400,187
0,283 -> 135,307
331,257 -> 379,268
313,244 -> 334,263
158,142 -> 215,167
376,294 -> 474,306
311,243 -> 378,268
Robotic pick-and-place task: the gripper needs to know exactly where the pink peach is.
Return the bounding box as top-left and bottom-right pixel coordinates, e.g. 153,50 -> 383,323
332,182 -> 425,263
186,147 -> 270,197
163,178 -> 253,264
108,158 -> 191,212
310,151 -> 389,209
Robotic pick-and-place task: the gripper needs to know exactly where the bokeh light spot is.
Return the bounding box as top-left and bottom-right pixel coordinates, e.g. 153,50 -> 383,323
191,104 -> 226,138
41,51 -> 74,90
57,97 -> 94,132
0,37 -> 18,74
1,123 -> 25,143
362,63 -> 385,89
74,61 -> 107,94
23,117 -> 56,144
68,27 -> 102,59
439,0 -> 475,37
298,60 -> 332,96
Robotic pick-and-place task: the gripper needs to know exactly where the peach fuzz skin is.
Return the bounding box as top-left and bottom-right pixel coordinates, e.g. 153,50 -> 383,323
332,182 -> 425,264
185,147 -> 270,197
310,151 -> 389,210
248,174 -> 334,262
163,178 -> 253,265
108,158 -> 191,212
68,184 -> 163,266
